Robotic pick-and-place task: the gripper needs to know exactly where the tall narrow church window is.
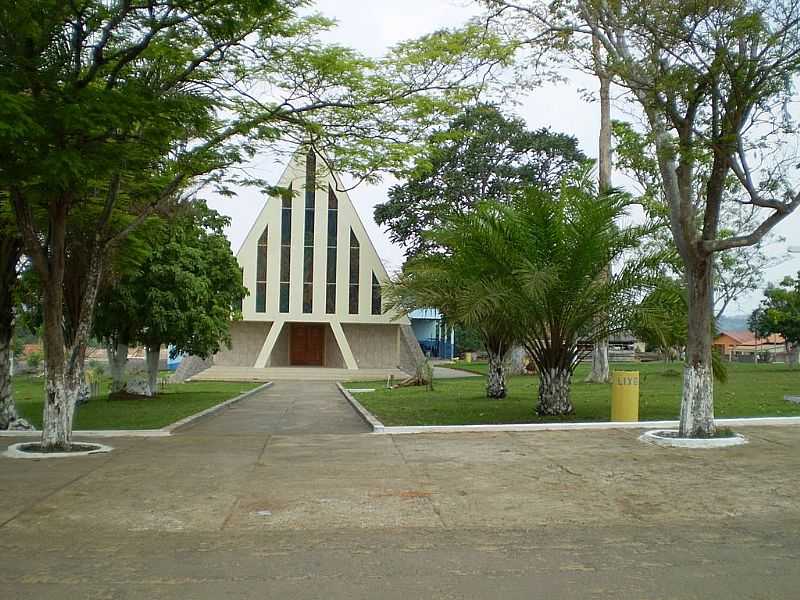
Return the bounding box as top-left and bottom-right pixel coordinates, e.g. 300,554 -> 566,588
349,229 -> 360,314
256,226 -> 268,312
303,150 -> 316,313
326,185 -> 338,313
280,184 -> 292,313
371,272 -> 382,315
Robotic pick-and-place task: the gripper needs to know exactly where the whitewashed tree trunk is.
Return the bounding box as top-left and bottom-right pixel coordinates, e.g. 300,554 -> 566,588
39,247 -> 103,450
537,367 -> 574,415
0,332 -> 22,429
586,35 -> 612,384
486,348 -> 508,399
41,372 -> 79,449
586,339 -> 610,384
680,258 -> 716,437
107,341 -> 129,393
146,345 -> 160,396
0,234 -> 29,430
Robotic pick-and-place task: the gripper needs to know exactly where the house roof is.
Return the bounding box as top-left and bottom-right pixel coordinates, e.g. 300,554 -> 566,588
715,330 -> 785,346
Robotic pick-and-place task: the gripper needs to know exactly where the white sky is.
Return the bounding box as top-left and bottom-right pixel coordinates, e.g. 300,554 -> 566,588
207,0 -> 800,317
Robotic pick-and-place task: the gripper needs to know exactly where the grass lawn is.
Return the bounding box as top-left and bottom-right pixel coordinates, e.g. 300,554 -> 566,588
347,361 -> 800,426
11,376 -> 261,430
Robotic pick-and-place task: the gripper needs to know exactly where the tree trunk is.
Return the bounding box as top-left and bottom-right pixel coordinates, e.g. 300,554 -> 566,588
0,232 -> 31,430
586,35 -> 612,384
537,367 -> 574,415
586,339 -> 610,384
146,345 -> 160,396
107,341 -> 129,393
0,329 -> 25,430
39,235 -> 104,450
680,257 -> 716,437
486,348 -> 507,399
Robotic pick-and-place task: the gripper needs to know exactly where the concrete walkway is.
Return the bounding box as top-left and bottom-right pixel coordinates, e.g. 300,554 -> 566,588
183,380 -> 369,435
2,388 -> 800,598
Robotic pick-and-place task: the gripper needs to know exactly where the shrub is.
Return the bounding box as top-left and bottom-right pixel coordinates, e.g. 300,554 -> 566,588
26,351 -> 43,370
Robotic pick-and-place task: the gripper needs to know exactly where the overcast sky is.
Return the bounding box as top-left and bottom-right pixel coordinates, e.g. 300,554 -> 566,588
207,0 -> 800,317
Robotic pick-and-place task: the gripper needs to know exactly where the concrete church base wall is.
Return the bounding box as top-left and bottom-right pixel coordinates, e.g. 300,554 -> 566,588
324,326 -> 346,368
342,324 -> 400,370
215,321 -> 271,367
214,320 -> 423,373
270,325 -> 290,367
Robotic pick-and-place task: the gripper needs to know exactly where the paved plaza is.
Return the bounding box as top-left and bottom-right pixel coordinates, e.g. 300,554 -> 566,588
2,382 -> 799,599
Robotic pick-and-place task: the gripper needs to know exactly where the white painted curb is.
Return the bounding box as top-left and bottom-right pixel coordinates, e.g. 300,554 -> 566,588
335,386 -> 800,435
639,429 -> 749,448
0,382 -> 272,439
4,441 -> 114,459
336,383 -> 386,432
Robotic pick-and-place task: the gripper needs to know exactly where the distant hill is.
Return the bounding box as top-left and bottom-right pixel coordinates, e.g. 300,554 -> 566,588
717,314 -> 750,332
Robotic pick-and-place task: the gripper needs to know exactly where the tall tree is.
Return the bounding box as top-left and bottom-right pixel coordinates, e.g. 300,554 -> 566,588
479,1 -> 800,437
585,35 -> 613,383
0,195 -> 26,429
613,121 -> 785,321
579,0 -> 800,436
375,104 -> 587,257
0,1 -> 509,450
749,273 -> 800,365
95,202 -> 247,396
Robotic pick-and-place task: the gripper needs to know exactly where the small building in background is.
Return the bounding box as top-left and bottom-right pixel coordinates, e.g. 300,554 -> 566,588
409,309 -> 455,360
713,330 -> 787,362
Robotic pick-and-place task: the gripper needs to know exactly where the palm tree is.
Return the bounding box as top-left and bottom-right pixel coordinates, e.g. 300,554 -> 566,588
390,167 -> 660,413
494,168 -> 661,414
388,227 -> 519,400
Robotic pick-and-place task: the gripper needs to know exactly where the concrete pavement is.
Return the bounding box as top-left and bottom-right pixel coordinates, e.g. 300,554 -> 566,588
2,381 -> 800,598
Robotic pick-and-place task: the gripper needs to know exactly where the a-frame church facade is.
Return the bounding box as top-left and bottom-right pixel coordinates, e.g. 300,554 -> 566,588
212,148 -> 422,373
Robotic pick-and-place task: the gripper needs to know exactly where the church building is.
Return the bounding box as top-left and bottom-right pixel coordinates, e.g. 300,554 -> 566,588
208,147 -> 423,376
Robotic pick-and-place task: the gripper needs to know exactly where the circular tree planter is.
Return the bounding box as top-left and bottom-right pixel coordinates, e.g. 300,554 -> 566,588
3,441 -> 113,459
639,429 -> 748,449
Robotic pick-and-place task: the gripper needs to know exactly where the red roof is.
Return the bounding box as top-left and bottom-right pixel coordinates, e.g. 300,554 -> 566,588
715,330 -> 785,346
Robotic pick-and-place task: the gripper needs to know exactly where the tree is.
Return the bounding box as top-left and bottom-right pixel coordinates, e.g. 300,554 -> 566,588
95,203 -> 247,396
0,1 -> 509,450
578,1 -> 800,436
393,167 -> 658,412
613,121 -> 785,321
749,273 -> 800,365
0,196 -> 27,429
479,0 -> 800,437
388,223 -> 519,399
375,104 -> 587,257
498,168 -> 658,414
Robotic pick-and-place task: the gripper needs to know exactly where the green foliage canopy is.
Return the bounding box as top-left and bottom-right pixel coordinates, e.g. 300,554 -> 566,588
749,274 -> 800,348
93,202 -> 247,359
375,104 -> 587,256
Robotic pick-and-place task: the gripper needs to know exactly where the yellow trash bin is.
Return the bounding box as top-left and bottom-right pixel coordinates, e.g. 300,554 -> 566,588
611,370 -> 639,422
465,352 -> 473,363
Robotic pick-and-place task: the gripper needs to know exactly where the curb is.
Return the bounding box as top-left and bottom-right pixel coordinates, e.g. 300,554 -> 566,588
639,429 -> 749,449
0,382 -> 272,439
336,383 -> 386,432
333,388 -> 800,434
379,417 -> 800,435
4,441 -> 114,459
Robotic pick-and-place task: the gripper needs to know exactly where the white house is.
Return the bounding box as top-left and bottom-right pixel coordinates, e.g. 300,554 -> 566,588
187,147 -> 423,379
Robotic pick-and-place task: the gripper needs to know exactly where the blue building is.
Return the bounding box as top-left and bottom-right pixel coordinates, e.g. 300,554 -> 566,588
408,309 -> 455,360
